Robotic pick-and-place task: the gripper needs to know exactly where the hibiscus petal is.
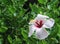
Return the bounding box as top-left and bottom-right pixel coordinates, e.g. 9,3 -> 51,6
35,28 -> 49,40
43,18 -> 55,28
35,14 -> 49,20
28,25 -> 36,37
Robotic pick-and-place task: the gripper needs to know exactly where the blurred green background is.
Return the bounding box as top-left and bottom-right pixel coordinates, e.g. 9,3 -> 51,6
0,0 -> 60,44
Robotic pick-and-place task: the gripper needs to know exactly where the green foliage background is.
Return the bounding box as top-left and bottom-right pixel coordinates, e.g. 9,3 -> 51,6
0,0 -> 60,44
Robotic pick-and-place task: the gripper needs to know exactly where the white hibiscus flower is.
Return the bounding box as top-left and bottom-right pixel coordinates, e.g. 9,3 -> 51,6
28,14 -> 55,40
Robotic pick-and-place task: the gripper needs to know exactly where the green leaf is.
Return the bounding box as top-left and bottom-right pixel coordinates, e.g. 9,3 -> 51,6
38,0 -> 47,4
0,26 -> 8,33
12,36 -> 22,44
7,35 -> 13,44
21,28 -> 28,40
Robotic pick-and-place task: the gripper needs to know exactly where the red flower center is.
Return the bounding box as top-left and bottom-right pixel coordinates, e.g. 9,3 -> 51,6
35,20 -> 43,28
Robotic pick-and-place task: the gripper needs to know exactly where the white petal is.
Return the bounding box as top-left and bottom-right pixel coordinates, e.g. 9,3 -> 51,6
35,14 -> 49,20
43,18 -> 55,28
28,25 -> 36,37
35,28 -> 49,40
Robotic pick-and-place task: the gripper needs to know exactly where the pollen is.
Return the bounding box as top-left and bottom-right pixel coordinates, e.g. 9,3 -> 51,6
30,20 -> 35,23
